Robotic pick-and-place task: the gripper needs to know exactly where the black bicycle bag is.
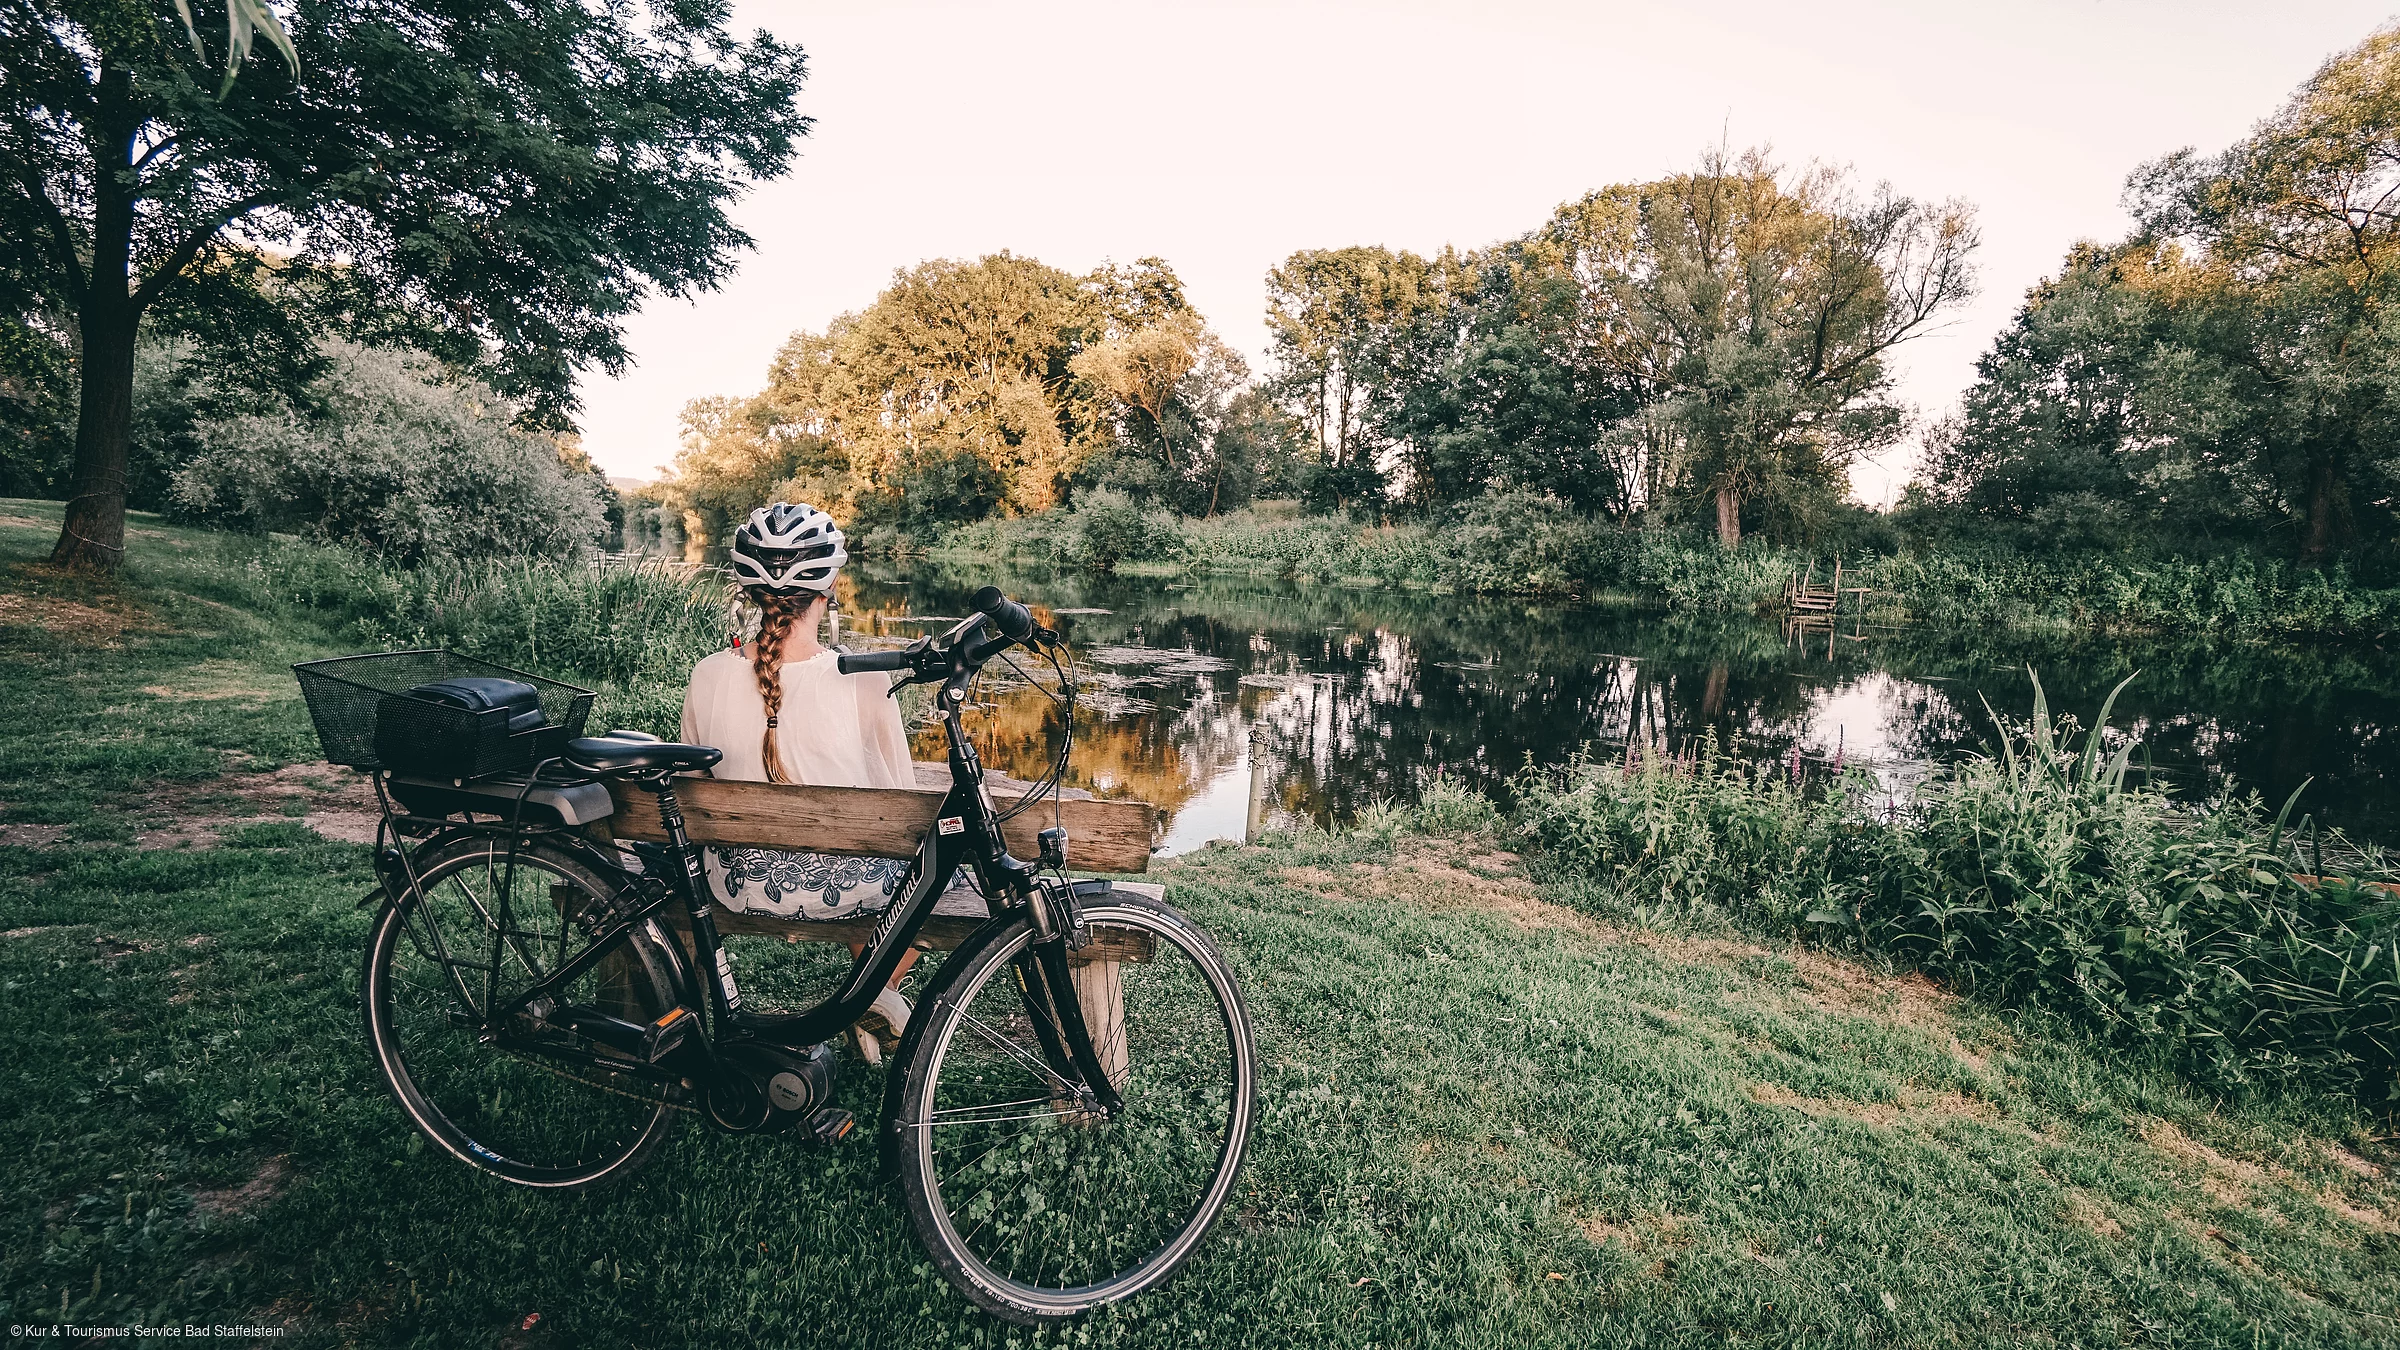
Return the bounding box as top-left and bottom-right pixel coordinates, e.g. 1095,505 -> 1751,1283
374,676 -> 549,778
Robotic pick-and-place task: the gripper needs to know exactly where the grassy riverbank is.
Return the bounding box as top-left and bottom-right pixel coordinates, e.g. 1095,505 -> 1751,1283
6,502 -> 2400,1346
930,494 -> 2400,641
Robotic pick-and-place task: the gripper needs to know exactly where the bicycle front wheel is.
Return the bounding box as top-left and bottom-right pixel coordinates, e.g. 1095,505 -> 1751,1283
894,894 -> 1257,1322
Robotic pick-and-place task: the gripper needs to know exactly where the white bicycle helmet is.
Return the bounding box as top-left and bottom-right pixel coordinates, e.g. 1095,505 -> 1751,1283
728,501 -> 847,593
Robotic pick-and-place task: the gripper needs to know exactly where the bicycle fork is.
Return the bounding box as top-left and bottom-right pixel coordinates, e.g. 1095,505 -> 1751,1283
1015,880 -> 1125,1118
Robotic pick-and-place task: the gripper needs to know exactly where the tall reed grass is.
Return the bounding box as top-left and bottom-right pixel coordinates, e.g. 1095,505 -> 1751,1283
1509,675 -> 2400,1103
154,534 -> 725,731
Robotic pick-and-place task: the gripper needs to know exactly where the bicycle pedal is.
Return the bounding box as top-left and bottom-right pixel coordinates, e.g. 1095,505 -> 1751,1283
807,1107 -> 855,1145
642,1005 -> 693,1064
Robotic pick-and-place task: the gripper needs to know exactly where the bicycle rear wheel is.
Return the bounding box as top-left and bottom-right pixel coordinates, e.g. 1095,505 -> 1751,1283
363,836 -> 684,1189
893,894 -> 1256,1322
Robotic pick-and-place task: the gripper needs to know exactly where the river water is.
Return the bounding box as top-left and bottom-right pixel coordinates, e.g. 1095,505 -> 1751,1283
826,564 -> 2399,854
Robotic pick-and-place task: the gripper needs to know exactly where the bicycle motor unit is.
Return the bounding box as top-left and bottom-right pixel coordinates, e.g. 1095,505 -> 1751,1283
702,1039 -> 852,1143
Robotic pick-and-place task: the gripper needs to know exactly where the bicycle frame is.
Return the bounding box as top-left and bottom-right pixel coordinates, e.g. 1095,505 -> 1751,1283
451,652 -> 1125,1119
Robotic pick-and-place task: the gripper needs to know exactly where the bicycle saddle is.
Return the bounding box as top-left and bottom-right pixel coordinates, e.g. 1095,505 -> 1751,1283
563,737 -> 724,774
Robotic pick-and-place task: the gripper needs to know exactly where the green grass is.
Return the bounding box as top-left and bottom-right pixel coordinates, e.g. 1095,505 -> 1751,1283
6,501 -> 2400,1346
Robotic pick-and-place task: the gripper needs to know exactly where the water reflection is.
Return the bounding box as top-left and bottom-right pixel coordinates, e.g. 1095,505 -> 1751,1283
826,564 -> 2400,853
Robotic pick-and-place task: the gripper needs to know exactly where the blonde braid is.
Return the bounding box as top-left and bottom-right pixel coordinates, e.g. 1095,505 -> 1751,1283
747,589 -> 817,785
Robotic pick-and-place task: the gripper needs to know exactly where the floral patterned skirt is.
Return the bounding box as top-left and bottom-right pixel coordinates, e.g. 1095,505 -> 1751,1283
704,845 -> 911,921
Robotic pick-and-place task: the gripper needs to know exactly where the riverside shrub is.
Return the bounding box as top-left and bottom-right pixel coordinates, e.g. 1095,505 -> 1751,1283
931,493 -> 2400,637
167,341 -> 606,562
167,535 -> 723,732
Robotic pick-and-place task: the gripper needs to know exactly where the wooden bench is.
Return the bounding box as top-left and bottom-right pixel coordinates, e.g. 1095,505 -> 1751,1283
595,765 -> 1162,1076
600,765 -> 1156,938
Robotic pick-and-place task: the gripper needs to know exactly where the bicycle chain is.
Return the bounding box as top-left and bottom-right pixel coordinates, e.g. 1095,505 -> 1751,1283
498,1046 -> 699,1115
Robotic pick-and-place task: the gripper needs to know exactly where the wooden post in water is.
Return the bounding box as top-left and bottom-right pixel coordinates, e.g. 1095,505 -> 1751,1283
1244,726 -> 1268,844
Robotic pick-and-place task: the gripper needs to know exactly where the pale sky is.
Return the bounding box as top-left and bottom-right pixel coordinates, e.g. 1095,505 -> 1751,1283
575,1 -> 2396,506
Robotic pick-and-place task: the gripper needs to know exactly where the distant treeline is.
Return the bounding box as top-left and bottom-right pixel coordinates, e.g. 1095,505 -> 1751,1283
932,492 -> 2400,641
15,26 -> 2400,585
637,24 -> 2400,579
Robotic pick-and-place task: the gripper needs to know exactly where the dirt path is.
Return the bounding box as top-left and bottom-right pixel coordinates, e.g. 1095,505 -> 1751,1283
0,762 -> 382,849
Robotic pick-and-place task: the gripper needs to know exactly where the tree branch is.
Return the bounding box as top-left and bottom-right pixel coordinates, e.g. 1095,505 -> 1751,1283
130,188 -> 286,313
131,133 -> 179,176
11,168 -> 88,307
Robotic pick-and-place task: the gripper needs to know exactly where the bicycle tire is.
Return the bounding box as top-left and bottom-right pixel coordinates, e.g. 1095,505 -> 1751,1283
892,893 -> 1257,1322
362,835 -> 684,1190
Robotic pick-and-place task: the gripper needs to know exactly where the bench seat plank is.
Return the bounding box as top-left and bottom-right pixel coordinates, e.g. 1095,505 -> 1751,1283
606,777 -> 1154,874
664,881 -> 1166,964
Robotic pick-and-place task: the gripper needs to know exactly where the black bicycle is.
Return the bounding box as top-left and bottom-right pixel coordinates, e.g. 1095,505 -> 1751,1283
333,587 -> 1257,1323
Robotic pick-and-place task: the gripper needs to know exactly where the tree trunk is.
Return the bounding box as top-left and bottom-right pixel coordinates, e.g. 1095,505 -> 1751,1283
50,67 -> 138,571
50,304 -> 137,569
2301,456 -> 2339,567
1714,483 -> 1742,547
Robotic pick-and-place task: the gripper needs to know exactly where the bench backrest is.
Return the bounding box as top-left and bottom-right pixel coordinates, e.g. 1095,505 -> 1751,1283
605,778 -> 1155,874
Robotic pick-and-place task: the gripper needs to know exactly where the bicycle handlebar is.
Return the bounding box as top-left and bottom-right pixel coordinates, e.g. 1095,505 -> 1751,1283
835,586 -> 1052,683
970,585 -> 1036,643
835,647 -> 918,675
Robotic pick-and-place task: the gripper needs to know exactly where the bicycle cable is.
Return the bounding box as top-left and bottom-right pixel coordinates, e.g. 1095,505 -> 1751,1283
991,636 -> 1077,825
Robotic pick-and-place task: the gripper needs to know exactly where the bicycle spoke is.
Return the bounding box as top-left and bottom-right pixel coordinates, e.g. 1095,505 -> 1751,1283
373,842 -> 674,1188
400,891 -> 487,1017
922,1094 -> 1061,1125
954,1007 -> 1077,1094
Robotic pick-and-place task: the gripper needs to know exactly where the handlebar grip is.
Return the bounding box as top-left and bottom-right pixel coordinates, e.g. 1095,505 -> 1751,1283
970,585 -> 1036,642
837,648 -> 917,674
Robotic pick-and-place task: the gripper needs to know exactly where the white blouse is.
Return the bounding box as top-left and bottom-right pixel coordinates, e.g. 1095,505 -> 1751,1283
679,648 -> 913,790
677,648 -> 917,917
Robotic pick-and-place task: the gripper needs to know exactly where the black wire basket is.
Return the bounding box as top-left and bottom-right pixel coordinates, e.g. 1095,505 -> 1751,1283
292,650 -> 595,779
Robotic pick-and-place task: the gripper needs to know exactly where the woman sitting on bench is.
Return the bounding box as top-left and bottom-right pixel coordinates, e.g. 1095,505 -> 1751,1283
678,501 -> 924,1064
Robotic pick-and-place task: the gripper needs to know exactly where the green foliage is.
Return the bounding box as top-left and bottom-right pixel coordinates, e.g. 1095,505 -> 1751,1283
1510,677 -> 2400,1101
931,486 -> 1186,575
145,530 -> 722,734
663,255 -> 1287,539
1923,27 -> 2400,564
1259,152 -> 1976,543
1443,491 -> 1608,594
164,341 -> 606,563
1411,771 -> 1504,838
1071,486 -> 1181,574
168,0 -> 299,96
1509,739 -> 1868,933
9,0 -> 812,566
8,504 -> 2400,1343
924,492 -> 2400,635
0,315 -> 73,497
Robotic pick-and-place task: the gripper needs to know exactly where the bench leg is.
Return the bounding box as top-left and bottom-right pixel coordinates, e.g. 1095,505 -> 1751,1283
1069,956 -> 1131,1092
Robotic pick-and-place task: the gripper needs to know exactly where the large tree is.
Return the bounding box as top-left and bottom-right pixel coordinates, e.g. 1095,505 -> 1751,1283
1921,25 -> 2400,563
3,0 -> 810,568
1375,244 -> 1646,515
672,253 -> 1276,532
1547,150 -> 1978,546
2126,23 -> 2400,563
1263,245 -> 1440,510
